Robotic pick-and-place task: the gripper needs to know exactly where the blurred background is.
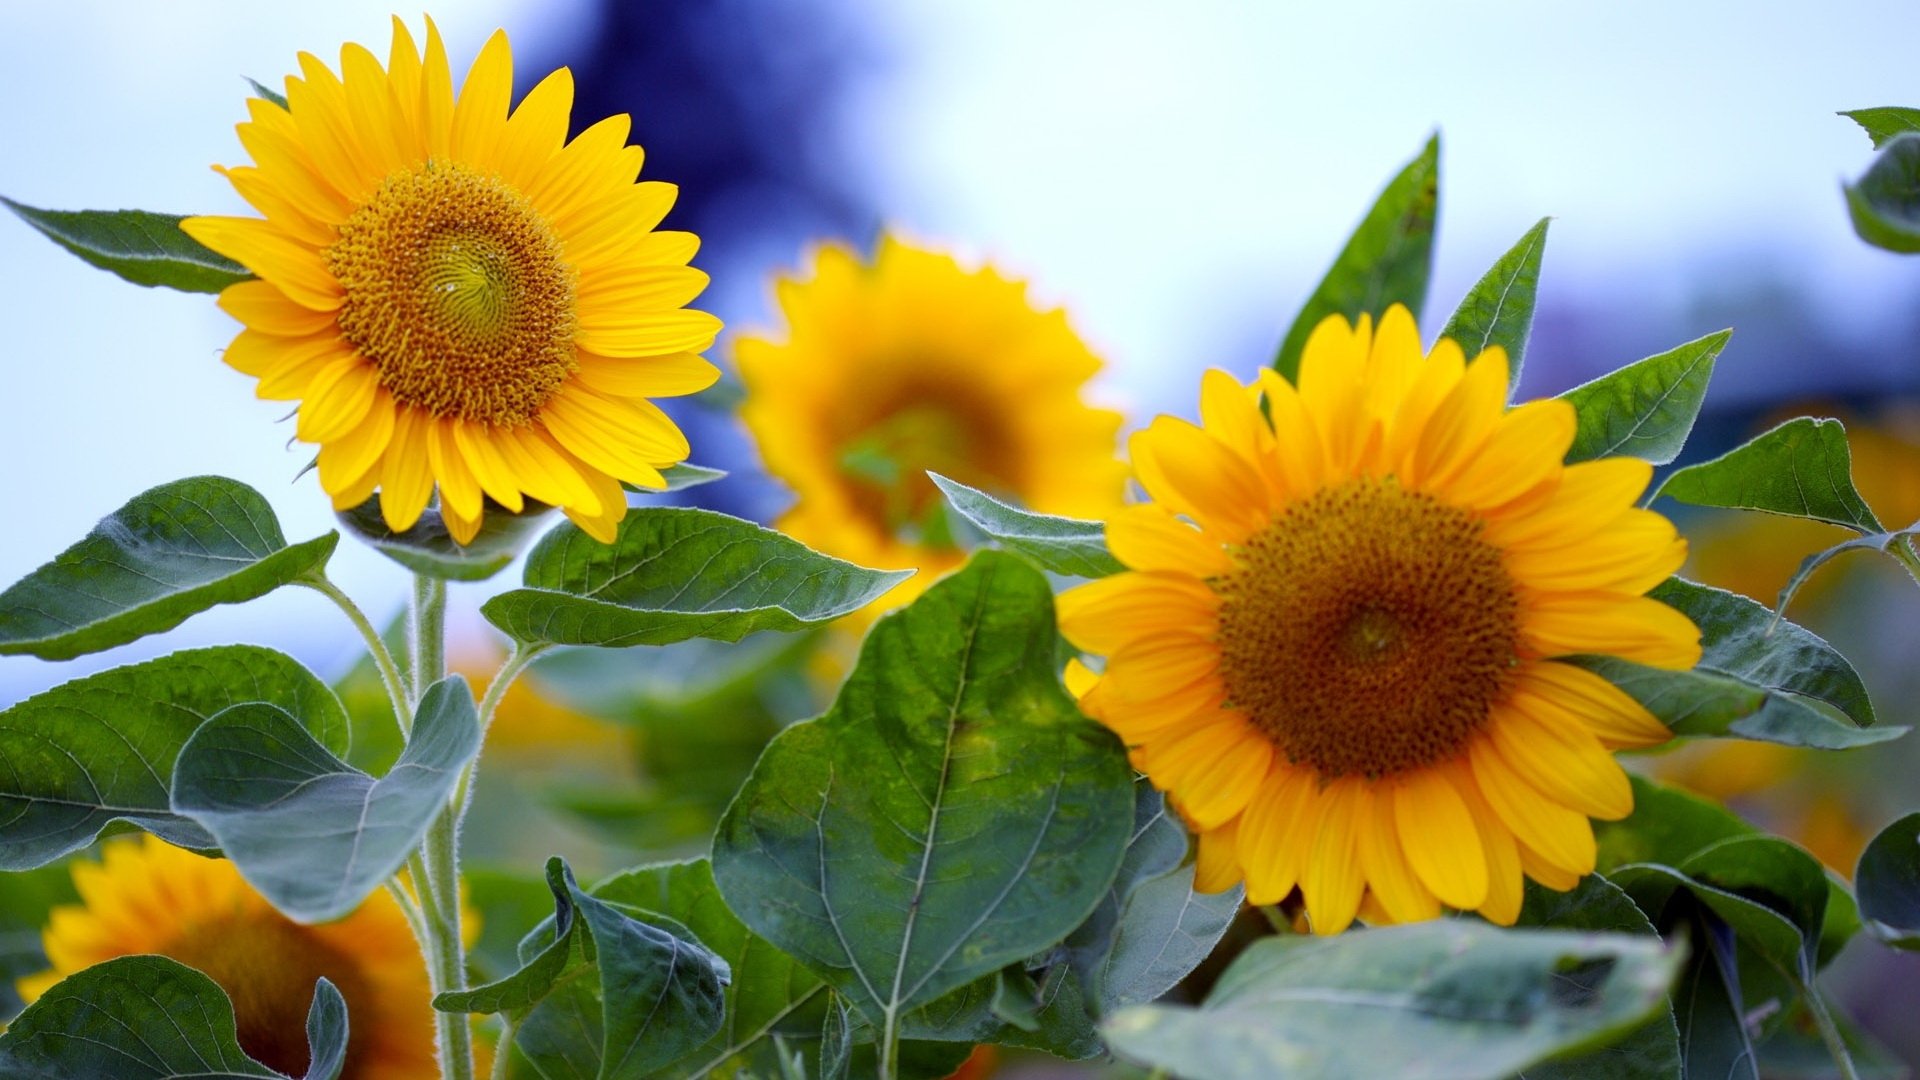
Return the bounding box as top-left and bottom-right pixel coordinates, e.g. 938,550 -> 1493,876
4,1 -> 1920,1074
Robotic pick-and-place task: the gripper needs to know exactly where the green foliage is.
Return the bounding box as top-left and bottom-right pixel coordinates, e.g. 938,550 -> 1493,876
0,645 -> 347,870
1559,330 -> 1728,465
0,476 -> 337,660
711,552 -> 1135,1062
649,463 -> 731,491
930,473 -> 1122,578
0,955 -> 346,1079
483,507 -> 909,648
1855,812 -> 1920,950
1101,921 -> 1680,1080
1,198 -> 251,292
1845,132 -> 1920,253
0,862 -> 77,1020
1273,135 -> 1439,381
1843,106 -> 1920,147
1658,417 -> 1882,532
171,676 -> 479,923
337,495 -> 555,582
1439,217 -> 1549,388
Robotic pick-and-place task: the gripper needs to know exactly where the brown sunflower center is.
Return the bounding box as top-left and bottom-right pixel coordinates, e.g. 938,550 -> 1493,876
1213,476 -> 1520,779
166,912 -> 376,1078
840,391 -> 1016,548
328,161 -> 578,426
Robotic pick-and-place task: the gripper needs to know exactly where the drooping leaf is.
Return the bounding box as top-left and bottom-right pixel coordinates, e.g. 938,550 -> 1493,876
930,472 -> 1122,578
483,507 -> 910,648
1657,417 -> 1882,533
1102,921 -> 1680,1080
712,552 -> 1134,1053
0,476 -> 338,660
1855,812 -> 1920,950
0,956 -> 346,1079
1774,526 -> 1920,617
171,676 -> 479,923
1439,217 -> 1549,389
0,645 -> 348,870
1273,135 -> 1439,382
0,198 -> 251,292
1559,329 -> 1728,465
337,495 -> 554,582
1065,782 -> 1243,1015
1845,132 -> 1920,253
1842,106 -> 1920,148
434,859 -> 585,1015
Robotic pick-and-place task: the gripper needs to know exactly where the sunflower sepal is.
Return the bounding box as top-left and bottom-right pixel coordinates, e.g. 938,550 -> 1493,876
1,197 -> 252,293
482,507 -> 912,649
1101,920 -> 1682,1080
1439,217 -> 1549,390
0,955 -> 349,1080
930,472 -> 1123,579
0,475 -> 339,661
1560,328 -> 1730,464
339,492 -> 556,583
1855,812 -> 1920,950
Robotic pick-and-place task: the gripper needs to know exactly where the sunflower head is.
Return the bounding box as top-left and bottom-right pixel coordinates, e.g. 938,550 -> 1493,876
1060,305 -> 1701,934
735,235 -> 1127,611
184,17 -> 722,544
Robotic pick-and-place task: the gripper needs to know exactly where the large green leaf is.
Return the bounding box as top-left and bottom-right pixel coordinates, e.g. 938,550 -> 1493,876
1843,106 -> 1920,148
1855,811 -> 1920,950
337,495 -> 554,582
1559,330 -> 1728,465
435,859 -> 586,1016
1273,135 -> 1439,382
1,198 -> 251,292
1439,217 -> 1549,389
894,962 -> 1101,1058
1657,417 -> 1882,533
930,473 -> 1122,579
1613,835 -> 1830,986
171,676 -> 479,923
0,476 -> 338,660
0,645 -> 348,870
483,507 -> 909,649
1102,922 -> 1679,1080
1671,907 -> 1761,1080
1065,782 -> 1242,1016
711,551 -> 1134,1059
0,955 -> 346,1079
1845,132 -> 1920,253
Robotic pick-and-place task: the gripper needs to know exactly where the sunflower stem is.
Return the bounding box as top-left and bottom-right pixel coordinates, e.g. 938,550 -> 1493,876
490,1017 -> 517,1080
450,644 -> 544,822
303,574 -> 410,736
1802,982 -> 1862,1080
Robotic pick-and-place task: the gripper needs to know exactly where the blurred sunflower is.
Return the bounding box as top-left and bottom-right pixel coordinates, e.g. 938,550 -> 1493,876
183,17 -> 720,544
736,236 -> 1127,612
1061,307 -> 1700,934
1648,740 -> 1871,874
17,835 -> 458,1079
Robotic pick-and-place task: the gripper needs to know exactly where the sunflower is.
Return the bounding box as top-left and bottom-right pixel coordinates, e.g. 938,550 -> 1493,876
17,835 -> 443,1079
1059,306 -> 1699,934
736,236 -> 1127,610
183,17 -> 720,544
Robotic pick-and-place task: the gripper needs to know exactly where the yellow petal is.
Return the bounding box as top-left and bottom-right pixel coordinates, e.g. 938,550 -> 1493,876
1486,698 -> 1634,820
1437,399 -> 1575,510
1302,777 -> 1366,935
1296,313 -> 1371,474
1057,572 -> 1219,656
1358,780 -> 1441,924
379,408 -> 435,532
1102,634 -> 1220,705
1407,347 -> 1508,489
1505,510 -> 1688,595
451,419 -> 526,513
426,418 -> 484,521
561,182 -> 679,265
179,217 -> 341,311
217,280 -> 336,337
573,352 -> 720,399
1455,764 -> 1526,925
296,357 -> 378,443
1237,764 -> 1321,906
1105,505 -> 1235,577
1194,819 -> 1244,894
1363,304 -> 1425,419
1482,457 -> 1652,549
1393,767 -> 1489,910
542,388 -> 689,479
499,426 -> 601,516
1134,718 -> 1270,830
1521,593 -> 1702,668
317,390 -> 397,495
575,308 -> 723,358
1519,661 -> 1671,749
450,29 -> 513,165
1130,419 -> 1270,541
494,66 -> 574,189
1467,737 -> 1596,877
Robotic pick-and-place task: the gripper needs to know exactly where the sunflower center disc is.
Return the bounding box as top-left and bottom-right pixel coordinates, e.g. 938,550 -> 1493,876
167,914 -> 374,1078
329,161 -> 578,426
1214,476 -> 1521,778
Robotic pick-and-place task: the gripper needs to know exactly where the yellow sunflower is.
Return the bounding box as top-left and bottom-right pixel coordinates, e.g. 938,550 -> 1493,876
18,835 -> 443,1079
736,236 -> 1127,610
1059,306 -> 1700,934
183,17 -> 720,544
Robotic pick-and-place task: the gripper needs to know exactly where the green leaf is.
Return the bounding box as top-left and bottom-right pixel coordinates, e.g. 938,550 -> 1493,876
930,472 -> 1122,578
1,198 -> 251,292
711,551 -> 1134,1050
1614,835 -> 1830,990
337,495 -> 555,582
171,675 -> 480,922
1842,106 -> 1920,147
0,645 -> 348,870
0,476 -> 338,660
820,994 -> 853,1080
896,962 -> 1101,1057
1657,417 -> 1882,533
435,859 -> 585,1015
1670,908 -> 1760,1080
644,463 -> 730,492
483,507 -> 909,648
246,77 -> 289,110
0,955 -> 346,1079
1102,921 -> 1680,1080
1845,132 -> 1920,253
1065,782 -> 1243,1015
1559,329 -> 1728,465
1854,811 -> 1920,949
1439,217 -> 1549,388
1774,525 -> 1920,617
1273,135 -> 1439,382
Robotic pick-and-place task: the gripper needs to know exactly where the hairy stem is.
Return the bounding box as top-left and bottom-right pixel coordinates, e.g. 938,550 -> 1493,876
303,574 -> 409,735
1802,982 -> 1862,1080
406,574 -> 472,1080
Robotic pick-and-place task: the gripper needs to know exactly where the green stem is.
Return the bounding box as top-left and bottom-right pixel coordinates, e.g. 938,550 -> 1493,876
878,1012 -> 900,1080
450,644 -> 544,820
490,1017 -> 517,1080
1802,983 -> 1862,1080
406,574 -> 473,1080
1889,533 -> 1920,589
411,574 -> 447,699
303,575 -> 409,735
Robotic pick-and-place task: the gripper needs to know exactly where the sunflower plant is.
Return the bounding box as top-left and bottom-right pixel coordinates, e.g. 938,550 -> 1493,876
0,18 -> 1917,1080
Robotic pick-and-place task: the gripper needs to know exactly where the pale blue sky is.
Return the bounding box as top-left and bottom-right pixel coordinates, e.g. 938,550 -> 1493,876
2,1 -> 1917,701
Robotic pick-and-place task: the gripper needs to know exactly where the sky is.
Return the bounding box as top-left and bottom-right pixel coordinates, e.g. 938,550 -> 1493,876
2,0 -> 1918,702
